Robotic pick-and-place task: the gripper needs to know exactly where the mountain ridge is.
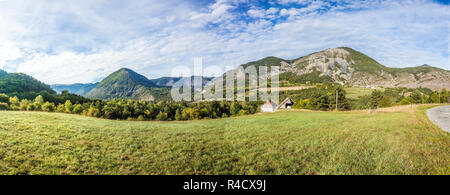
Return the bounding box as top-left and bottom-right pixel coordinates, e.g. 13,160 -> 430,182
223,47 -> 449,91
86,68 -> 162,101
0,69 -> 56,99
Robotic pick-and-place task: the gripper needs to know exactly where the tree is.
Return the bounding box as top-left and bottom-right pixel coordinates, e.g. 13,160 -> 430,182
86,106 -> 101,117
156,111 -> 168,121
411,90 -> 422,103
61,89 -> 69,96
42,102 -> 56,112
441,88 -> 448,103
19,99 -> 30,110
378,96 -> 392,108
230,102 -> 241,116
9,96 -> 19,104
399,97 -> 413,105
56,104 -> 65,112
34,95 -> 44,105
72,104 -> 83,114
34,95 -> 44,111
64,100 -> 73,113
175,109 -> 182,121
428,92 -> 439,103
368,90 -> 383,109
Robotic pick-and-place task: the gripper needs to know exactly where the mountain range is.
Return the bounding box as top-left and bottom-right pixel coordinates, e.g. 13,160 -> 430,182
1,47 -> 449,101
217,47 -> 450,91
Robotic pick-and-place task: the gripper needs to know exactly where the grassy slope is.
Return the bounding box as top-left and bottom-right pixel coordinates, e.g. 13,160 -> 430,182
0,106 -> 448,175
344,87 -> 385,99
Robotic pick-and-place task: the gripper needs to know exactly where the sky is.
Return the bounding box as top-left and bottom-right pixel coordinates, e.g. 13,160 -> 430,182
0,0 -> 448,84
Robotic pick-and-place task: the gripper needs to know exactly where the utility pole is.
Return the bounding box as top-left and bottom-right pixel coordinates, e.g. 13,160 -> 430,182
438,90 -> 441,104
336,90 -> 338,111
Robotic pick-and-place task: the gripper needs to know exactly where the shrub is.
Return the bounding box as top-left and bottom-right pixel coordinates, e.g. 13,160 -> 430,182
238,110 -> 248,116
64,100 -> 73,113
0,103 -> 9,110
0,94 -> 9,103
42,102 -> 56,112
399,97 -> 413,105
72,104 -> 83,114
156,111 -> 168,121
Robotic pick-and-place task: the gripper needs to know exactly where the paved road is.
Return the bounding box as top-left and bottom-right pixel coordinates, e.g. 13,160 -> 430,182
427,105 -> 450,133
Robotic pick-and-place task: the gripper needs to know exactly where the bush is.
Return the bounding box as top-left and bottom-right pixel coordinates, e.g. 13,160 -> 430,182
156,111 -> 168,121
0,94 -> 9,103
238,110 -> 248,116
0,103 -> 9,110
399,97 -> 413,105
72,104 -> 83,114
42,102 -> 56,112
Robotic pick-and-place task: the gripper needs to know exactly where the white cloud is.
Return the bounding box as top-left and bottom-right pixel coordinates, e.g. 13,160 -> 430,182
248,7 -> 280,19
0,0 -> 448,84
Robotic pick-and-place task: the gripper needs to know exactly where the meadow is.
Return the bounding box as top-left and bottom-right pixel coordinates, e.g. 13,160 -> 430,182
344,87 -> 384,99
0,105 -> 448,175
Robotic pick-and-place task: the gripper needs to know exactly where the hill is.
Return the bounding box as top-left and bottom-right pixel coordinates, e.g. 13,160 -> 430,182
220,47 -> 450,91
51,83 -> 98,95
0,69 -> 56,99
86,68 -> 170,101
0,105 -> 448,174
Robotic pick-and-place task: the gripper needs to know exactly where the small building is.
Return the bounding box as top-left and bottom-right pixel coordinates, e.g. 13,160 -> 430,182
261,100 -> 278,112
278,97 -> 295,109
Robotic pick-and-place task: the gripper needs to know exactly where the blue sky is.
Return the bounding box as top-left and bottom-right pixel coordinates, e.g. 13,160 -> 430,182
0,0 -> 448,84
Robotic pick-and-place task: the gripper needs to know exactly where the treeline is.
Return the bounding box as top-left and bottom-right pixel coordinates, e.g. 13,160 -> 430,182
352,88 -> 448,109
0,93 -> 260,121
282,84 -> 449,111
281,84 -> 351,111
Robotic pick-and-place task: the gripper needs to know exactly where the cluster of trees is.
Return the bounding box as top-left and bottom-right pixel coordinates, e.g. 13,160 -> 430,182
0,93 -> 260,121
282,84 -> 351,111
352,88 -> 448,109
282,85 -> 448,111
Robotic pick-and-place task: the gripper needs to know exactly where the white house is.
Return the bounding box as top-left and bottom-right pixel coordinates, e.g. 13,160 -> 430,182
261,100 -> 278,112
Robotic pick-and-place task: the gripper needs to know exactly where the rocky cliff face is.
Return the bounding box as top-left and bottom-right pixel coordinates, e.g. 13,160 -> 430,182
227,47 -> 449,91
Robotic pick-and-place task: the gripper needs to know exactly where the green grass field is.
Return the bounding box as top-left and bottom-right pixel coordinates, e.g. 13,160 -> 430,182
345,87 -> 384,99
0,105 -> 448,175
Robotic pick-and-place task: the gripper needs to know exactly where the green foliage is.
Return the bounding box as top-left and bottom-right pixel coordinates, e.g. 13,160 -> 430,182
0,102 -> 8,110
287,84 -> 350,111
72,104 -> 83,114
0,72 -> 56,99
428,92 -> 439,103
34,95 -> 44,105
230,102 -> 241,115
156,111 -> 168,121
64,100 -> 73,113
399,97 -> 413,105
241,56 -> 285,69
411,90 -> 423,103
293,99 -> 310,109
339,47 -> 389,74
0,93 -> 9,103
42,102 -> 56,112
0,69 -> 7,78
86,68 -> 172,101
175,109 -> 182,121
441,88 -> 448,103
